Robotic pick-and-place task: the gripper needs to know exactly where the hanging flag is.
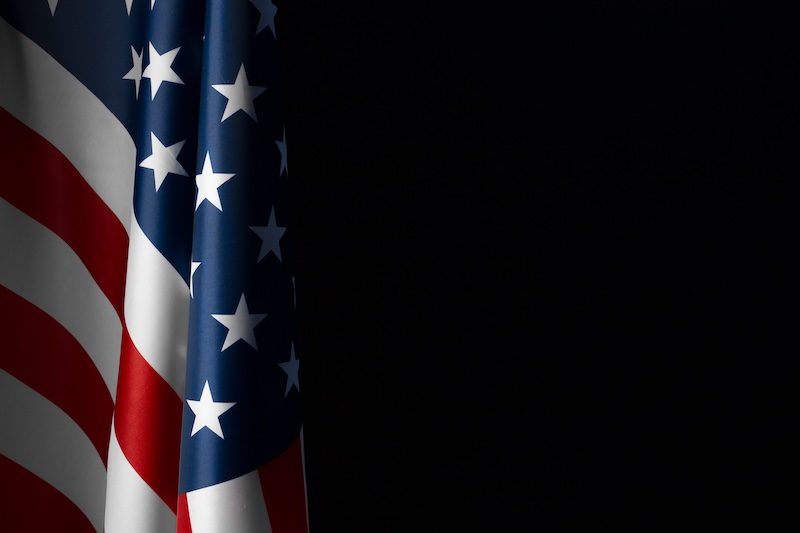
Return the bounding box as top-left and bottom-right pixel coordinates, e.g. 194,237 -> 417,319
0,1 -> 308,532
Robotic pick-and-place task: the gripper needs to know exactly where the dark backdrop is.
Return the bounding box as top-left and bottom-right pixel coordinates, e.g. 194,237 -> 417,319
278,2 -> 793,531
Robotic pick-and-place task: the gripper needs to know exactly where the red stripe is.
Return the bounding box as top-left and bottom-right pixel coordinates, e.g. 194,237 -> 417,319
258,435 -> 310,533
177,493 -> 193,533
0,285 -> 113,465
0,107 -> 128,319
0,454 -> 95,533
114,327 -> 183,513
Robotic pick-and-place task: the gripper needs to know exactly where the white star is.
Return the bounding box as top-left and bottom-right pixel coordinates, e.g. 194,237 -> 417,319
190,261 -> 201,298
195,152 -> 235,211
187,381 -> 236,438
125,0 -> 133,15
123,46 -> 144,99
211,64 -> 266,122
47,0 -> 58,15
250,207 -> 286,262
139,133 -> 188,191
142,43 -> 184,100
249,0 -> 278,36
275,126 -> 288,176
278,343 -> 300,396
150,0 -> 156,9
211,294 -> 267,351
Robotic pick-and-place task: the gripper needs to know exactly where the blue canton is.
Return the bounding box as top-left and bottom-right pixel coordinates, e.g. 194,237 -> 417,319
179,0 -> 299,492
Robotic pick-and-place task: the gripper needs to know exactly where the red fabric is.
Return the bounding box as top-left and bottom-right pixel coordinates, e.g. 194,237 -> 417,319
0,107 -> 128,319
114,327 -> 183,513
0,285 -> 113,465
177,492 -> 193,533
0,454 -> 95,533
258,435 -> 310,533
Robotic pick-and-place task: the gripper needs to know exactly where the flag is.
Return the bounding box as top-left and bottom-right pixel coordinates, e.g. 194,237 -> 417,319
0,1 -> 308,532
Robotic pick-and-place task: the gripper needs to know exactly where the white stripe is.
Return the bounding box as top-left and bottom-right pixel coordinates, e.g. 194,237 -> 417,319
104,420 -> 176,533
0,198 -> 120,397
106,204 -> 188,532
0,370 -> 106,532
187,470 -> 272,533
124,214 -> 189,396
0,16 -> 134,233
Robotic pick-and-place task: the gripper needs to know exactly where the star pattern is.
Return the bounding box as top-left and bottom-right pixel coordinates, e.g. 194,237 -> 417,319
47,0 -> 58,15
123,46 -> 144,99
142,43 -> 184,99
211,294 -> 267,351
139,132 -> 188,191
275,126 -> 288,176
249,0 -> 277,36
211,64 -> 266,122
190,261 -> 201,299
187,381 -> 236,438
92,0 -> 303,493
278,344 -> 300,396
250,207 -> 285,262
195,152 -> 235,211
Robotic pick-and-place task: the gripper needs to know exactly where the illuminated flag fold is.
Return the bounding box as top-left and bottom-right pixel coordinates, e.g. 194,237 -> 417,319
0,1 -> 308,532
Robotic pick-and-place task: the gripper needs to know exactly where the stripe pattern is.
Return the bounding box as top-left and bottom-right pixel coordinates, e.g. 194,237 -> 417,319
1,12 -> 129,531
107,0 -> 202,529
0,2 -> 308,531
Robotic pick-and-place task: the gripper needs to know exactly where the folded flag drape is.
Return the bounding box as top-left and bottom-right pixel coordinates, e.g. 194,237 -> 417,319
0,1 -> 308,531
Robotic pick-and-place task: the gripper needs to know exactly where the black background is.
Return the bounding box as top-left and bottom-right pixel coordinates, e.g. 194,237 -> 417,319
278,3 -> 794,531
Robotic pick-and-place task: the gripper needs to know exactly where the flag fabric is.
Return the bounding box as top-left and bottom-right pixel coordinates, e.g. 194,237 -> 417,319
0,1 -> 308,532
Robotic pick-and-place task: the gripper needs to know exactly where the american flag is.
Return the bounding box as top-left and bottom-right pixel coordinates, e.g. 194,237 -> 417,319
0,1 -> 308,532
